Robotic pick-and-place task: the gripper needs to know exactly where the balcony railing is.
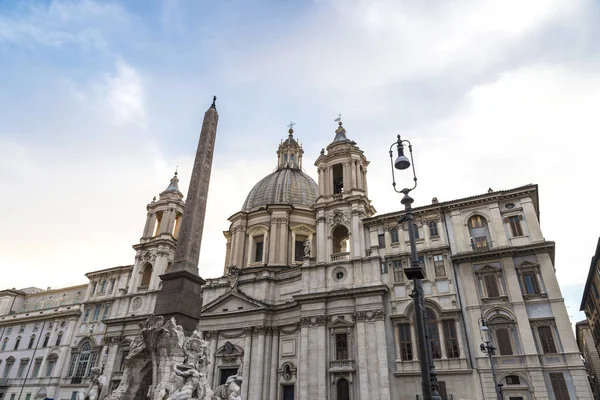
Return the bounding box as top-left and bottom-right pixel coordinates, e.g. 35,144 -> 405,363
330,360 -> 355,371
137,285 -> 149,292
0,378 -> 9,386
331,252 -> 350,262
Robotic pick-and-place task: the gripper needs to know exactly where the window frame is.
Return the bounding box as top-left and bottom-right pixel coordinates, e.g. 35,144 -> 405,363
433,254 -> 446,278
390,228 -> 399,244
428,221 -> 439,238
442,319 -> 460,359
397,323 -> 413,361
392,260 -> 403,283
507,215 -> 524,237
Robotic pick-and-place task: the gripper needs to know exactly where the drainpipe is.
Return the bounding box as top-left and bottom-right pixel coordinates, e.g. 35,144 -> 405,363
441,207 -> 486,400
18,320 -> 46,400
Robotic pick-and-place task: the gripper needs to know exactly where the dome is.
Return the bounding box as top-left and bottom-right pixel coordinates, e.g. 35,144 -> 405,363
242,168 -> 318,211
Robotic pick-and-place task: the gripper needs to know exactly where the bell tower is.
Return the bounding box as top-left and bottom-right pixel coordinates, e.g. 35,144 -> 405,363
313,119 -> 375,263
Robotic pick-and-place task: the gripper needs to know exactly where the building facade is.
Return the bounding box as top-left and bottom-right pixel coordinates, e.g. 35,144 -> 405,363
0,118 -> 591,400
576,320 -> 600,399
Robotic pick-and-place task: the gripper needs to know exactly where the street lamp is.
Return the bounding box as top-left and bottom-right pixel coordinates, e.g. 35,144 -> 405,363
389,135 -> 442,400
479,317 -> 503,400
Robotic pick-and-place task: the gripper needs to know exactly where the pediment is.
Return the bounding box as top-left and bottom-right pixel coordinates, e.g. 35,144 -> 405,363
514,260 -> 539,270
328,317 -> 354,328
474,264 -> 501,274
201,290 -> 268,315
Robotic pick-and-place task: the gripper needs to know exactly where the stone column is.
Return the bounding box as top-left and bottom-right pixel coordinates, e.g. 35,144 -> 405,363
352,213 -> 361,258
521,197 -> 544,242
263,330 -> 272,392
269,328 -> 280,400
410,323 -> 419,361
299,323 -> 309,399
438,321 -> 447,360
242,328 -> 253,397
249,326 -> 266,400
318,168 -> 324,197
328,167 -> 334,196
142,213 -> 153,237
450,211 -> 466,253
356,321 -> 370,399
351,160 -> 358,191
208,331 -> 218,388
317,216 -> 327,264
489,204 -> 508,247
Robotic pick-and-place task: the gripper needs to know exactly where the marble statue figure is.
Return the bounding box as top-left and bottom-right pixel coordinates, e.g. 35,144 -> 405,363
78,367 -> 107,400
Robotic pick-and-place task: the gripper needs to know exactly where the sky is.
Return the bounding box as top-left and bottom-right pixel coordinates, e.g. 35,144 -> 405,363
1,0 -> 599,325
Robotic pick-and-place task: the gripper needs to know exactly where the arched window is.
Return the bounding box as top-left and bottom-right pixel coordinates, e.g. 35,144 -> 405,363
426,309 -> 441,359
332,225 -> 350,258
45,353 -> 58,377
14,336 -> 21,350
412,224 -> 420,239
55,332 -> 63,346
390,228 -> 399,244
28,335 -> 36,349
68,341 -> 98,378
428,221 -> 439,237
468,215 -> 491,251
487,316 -> 516,356
42,333 -> 50,348
140,264 -> 152,287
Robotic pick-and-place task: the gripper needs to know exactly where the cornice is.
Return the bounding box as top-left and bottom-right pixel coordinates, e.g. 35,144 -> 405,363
450,242 -> 555,264
85,265 -> 133,278
293,285 -> 388,302
0,308 -> 81,326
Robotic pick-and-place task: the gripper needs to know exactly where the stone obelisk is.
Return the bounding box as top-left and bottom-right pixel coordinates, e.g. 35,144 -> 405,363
154,96 -> 219,333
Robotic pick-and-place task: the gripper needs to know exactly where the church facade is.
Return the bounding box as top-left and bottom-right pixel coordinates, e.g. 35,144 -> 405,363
0,110 -> 592,400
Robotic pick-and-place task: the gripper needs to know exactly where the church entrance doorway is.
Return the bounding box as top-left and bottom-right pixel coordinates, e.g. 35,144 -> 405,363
219,368 -> 239,385
336,378 -> 350,400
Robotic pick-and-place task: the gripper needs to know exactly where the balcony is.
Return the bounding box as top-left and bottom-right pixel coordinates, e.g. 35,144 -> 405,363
331,252 -> 350,262
137,285 -> 149,292
0,378 -> 9,387
330,360 -> 355,372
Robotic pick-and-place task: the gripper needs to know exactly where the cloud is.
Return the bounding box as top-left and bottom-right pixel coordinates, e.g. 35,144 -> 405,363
101,59 -> 147,128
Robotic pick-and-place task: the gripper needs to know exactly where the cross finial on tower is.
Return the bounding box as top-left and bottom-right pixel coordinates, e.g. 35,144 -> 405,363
334,113 -> 343,126
287,121 -> 295,134
175,165 -> 179,176
211,95 -> 217,109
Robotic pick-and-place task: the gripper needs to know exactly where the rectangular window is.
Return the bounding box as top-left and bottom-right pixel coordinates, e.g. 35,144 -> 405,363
472,236 -> 489,251
10,395 -> 16,400
380,263 -> 388,274
102,304 -> 111,321
443,320 -> 460,358
33,323 -> 39,332
522,272 -> 539,295
392,260 -> 403,283
412,224 -> 420,239
335,333 -> 348,360
294,235 -> 307,262
483,274 -> 500,298
549,372 -> 571,400
19,325 -> 25,334
508,215 -> 523,236
538,326 -> 558,354
45,360 -> 56,377
434,255 -> 445,278
70,392 -> 79,400
83,308 -> 91,322
254,236 -> 264,263
119,350 -> 129,371
398,324 -> 413,360
3,363 -> 13,378
32,359 -> 42,377
92,305 -> 101,321
390,228 -> 399,243
42,335 -> 50,348
68,354 -> 77,377
17,360 -> 28,378
378,234 -> 385,248
6,327 -> 12,335
24,394 -> 30,400
282,385 -> 295,400
109,278 -> 116,293
496,328 -> 513,355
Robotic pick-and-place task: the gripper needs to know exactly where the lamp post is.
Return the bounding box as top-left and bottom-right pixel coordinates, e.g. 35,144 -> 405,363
479,317 -> 503,400
389,135 -> 442,400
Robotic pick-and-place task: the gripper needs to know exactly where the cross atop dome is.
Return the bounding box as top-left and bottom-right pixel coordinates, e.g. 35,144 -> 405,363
277,121 -> 303,170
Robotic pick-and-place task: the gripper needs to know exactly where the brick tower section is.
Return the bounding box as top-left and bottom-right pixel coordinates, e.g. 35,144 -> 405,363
154,97 -> 219,333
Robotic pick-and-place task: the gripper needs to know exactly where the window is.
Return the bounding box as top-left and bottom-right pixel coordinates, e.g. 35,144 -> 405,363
428,221 -> 439,237
254,235 -> 264,263
28,335 -> 35,349
398,324 -> 412,360
426,309 -> 441,359
118,350 -> 129,371
55,332 -> 63,346
506,375 -> 521,385
10,394 -> 16,400
99,280 -> 106,293
412,224 -> 420,239
392,260 -> 403,283
102,304 -> 111,321
17,359 -> 28,378
92,305 -> 101,321
443,320 -> 460,358
434,255 -> 445,277
282,385 -> 294,400
69,342 -> 98,378
140,264 -> 152,287
83,308 -> 91,322
6,327 -> 12,335
508,215 -> 523,236
522,272 -> 540,295
593,283 -> 599,299
390,228 -> 399,244
332,163 -> 344,194
42,334 -> 50,348
91,282 -> 97,295
19,325 -> 25,334
380,263 -> 388,274
496,328 -> 513,355
538,326 -> 558,354
24,395 -> 30,400
549,372 -> 571,400
33,323 -> 39,332
45,356 -> 57,377
32,359 -> 42,377
3,360 -> 13,378
14,336 -> 21,350
335,334 -> 348,360
109,278 -> 116,293
438,381 -> 448,400
378,234 -> 385,248
469,215 -> 490,251
1,338 -> 7,351
483,274 -> 500,298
